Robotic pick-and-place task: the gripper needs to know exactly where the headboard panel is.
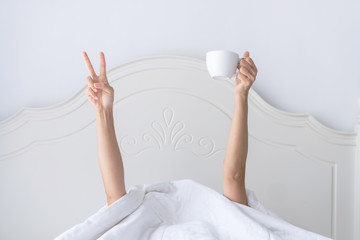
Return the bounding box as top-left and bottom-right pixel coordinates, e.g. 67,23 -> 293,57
0,55 -> 358,240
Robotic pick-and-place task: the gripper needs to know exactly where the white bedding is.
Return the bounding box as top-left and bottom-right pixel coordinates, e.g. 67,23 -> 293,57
55,179 -> 331,240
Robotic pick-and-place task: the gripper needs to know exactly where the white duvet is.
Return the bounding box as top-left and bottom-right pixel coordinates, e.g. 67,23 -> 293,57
55,179 -> 331,240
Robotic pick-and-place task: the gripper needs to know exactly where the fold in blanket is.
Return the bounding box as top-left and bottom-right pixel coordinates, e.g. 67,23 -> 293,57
55,179 -> 332,240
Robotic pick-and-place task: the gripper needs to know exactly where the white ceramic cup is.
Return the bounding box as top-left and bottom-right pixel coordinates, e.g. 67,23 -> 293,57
206,50 -> 243,80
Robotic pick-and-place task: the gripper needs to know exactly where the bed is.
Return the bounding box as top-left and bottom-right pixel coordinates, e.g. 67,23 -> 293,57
0,55 -> 358,240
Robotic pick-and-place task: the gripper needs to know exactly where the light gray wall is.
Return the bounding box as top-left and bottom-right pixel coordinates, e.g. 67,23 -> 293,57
0,0 -> 359,132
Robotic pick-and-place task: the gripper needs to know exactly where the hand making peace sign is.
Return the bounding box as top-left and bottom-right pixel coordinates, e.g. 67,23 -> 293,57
82,51 -> 114,112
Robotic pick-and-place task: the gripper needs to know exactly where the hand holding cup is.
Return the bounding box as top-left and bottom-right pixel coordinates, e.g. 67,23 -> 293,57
206,50 -> 258,97
234,51 -> 258,97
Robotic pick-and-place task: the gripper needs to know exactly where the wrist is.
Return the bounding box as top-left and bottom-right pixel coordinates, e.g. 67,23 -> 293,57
235,92 -> 249,101
96,108 -> 114,120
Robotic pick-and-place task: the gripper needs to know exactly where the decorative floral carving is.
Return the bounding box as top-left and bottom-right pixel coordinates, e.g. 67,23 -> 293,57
120,107 -> 224,158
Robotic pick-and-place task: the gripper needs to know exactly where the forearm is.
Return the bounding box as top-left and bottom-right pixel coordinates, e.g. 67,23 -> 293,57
223,93 -> 249,181
96,109 -> 126,202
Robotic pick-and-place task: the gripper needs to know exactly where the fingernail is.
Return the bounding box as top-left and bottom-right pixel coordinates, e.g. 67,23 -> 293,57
93,88 -> 97,92
94,83 -> 100,87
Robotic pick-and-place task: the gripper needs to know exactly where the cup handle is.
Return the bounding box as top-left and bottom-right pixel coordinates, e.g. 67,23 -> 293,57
236,57 -> 245,71
232,57 -> 245,79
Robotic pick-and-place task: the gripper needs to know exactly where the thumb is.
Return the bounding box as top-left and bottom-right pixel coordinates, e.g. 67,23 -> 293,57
243,51 -> 250,58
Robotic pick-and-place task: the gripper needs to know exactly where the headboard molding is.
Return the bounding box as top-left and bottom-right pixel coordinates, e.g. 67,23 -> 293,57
0,55 -> 356,160
119,106 -> 225,158
0,55 -> 358,240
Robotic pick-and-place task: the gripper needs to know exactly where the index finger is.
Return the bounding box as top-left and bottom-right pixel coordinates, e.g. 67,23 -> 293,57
82,52 -> 97,78
99,52 -> 106,76
240,59 -> 256,76
245,57 -> 257,72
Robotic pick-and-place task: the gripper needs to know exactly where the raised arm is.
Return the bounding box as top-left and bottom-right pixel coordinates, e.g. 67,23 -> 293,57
222,51 -> 258,206
82,51 -> 126,206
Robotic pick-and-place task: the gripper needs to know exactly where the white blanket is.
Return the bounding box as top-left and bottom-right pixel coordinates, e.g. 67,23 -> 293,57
55,179 -> 331,240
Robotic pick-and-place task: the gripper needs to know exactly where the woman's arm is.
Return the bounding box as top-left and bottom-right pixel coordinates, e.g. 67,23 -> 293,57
222,51 -> 258,206
222,94 -> 249,205
83,52 -> 126,206
96,109 -> 126,206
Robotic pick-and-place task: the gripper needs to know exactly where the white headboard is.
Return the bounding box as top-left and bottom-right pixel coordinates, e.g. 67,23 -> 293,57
0,55 -> 359,240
